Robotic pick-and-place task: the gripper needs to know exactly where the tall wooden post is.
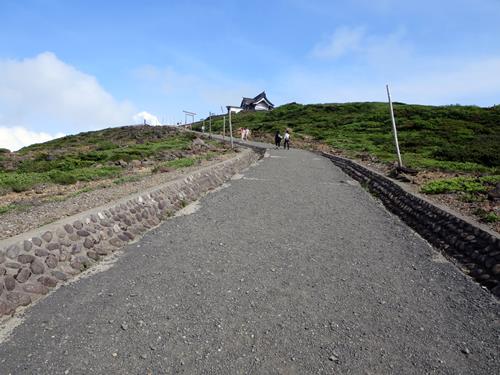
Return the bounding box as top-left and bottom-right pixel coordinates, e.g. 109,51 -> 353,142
229,109 -> 233,148
223,116 -> 226,141
386,84 -> 403,167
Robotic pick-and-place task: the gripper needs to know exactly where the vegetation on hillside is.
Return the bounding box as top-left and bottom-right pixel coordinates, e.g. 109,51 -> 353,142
0,126 -> 225,195
196,102 -> 500,173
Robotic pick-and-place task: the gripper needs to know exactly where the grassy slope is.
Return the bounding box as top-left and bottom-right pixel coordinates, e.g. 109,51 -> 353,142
197,102 -> 500,173
0,126 -> 197,194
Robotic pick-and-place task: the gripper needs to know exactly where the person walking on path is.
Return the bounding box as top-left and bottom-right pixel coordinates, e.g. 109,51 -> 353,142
274,131 -> 282,149
283,130 -> 290,150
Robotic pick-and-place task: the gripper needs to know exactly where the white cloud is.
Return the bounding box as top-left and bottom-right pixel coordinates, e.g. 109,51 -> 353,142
0,52 -> 136,132
0,126 -> 65,151
311,26 -> 410,63
0,52 -> 167,149
133,111 -> 162,125
312,26 -> 365,59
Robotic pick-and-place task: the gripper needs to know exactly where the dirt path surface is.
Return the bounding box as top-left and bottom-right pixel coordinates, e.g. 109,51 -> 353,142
0,144 -> 498,374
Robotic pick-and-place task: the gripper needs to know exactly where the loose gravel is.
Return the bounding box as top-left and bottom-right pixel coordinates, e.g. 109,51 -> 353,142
0,145 -> 498,374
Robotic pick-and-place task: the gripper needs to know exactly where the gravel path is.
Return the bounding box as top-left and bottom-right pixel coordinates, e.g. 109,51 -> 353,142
0,145 -> 498,374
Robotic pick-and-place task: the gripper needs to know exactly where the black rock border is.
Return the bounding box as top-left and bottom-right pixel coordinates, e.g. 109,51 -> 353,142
321,151 -> 500,297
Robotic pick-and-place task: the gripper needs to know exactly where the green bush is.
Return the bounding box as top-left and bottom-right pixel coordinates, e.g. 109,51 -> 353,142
48,171 -> 78,185
198,102 -> 500,172
421,175 -> 500,194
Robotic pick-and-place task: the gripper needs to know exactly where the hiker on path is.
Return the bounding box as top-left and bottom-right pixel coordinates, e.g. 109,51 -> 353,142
240,128 -> 245,141
283,130 -> 290,150
245,128 -> 251,141
274,131 -> 282,149
201,125 -> 205,133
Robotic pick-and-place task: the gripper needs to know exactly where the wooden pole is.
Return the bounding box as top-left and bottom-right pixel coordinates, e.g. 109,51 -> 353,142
386,84 -> 403,167
229,109 -> 233,149
223,116 -> 226,141
209,112 -> 212,138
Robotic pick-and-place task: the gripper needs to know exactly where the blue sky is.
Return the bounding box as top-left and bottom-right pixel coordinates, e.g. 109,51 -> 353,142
1,0 -> 499,150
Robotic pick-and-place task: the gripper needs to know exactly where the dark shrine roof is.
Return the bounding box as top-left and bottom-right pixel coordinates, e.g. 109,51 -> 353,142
240,91 -> 274,108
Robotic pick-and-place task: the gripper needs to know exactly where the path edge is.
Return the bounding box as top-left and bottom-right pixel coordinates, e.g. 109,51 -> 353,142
320,151 -> 500,297
0,148 -> 262,317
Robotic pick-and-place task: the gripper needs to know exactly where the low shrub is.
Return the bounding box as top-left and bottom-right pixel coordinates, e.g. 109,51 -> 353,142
421,175 -> 500,194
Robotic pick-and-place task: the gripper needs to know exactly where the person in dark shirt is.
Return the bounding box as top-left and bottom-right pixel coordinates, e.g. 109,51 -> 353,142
274,130 -> 282,149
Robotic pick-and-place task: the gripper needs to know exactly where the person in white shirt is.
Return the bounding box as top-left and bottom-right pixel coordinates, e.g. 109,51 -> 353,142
283,130 -> 290,149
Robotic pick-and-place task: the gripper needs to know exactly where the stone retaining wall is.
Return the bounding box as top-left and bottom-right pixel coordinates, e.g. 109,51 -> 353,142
0,148 -> 261,317
321,152 -> 500,297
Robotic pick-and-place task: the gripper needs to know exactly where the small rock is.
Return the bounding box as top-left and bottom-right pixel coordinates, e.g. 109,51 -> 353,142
96,248 -> 109,256
117,233 -> 129,242
121,323 -> 128,330
16,268 -> 32,283
5,262 -> 22,269
56,228 -> 67,239
23,240 -> 33,252
71,243 -> 82,254
59,238 -> 72,247
73,220 -> 83,230
83,238 -> 95,249
461,347 -> 471,355
22,283 -> 49,295
31,237 -> 42,247
45,254 -> 58,269
38,276 -> 58,288
51,271 -> 69,281
41,231 -> 53,243
18,254 -> 35,264
77,256 -> 91,267
70,259 -> 83,270
46,243 -> 60,251
109,238 -> 123,247
77,230 -> 90,237
487,183 -> 500,201
35,248 -> 49,257
6,292 -> 31,307
30,260 -> 45,274
0,300 -> 15,316
329,354 -> 340,363
59,249 -> 70,262
87,250 -> 98,260
4,275 -> 16,291
6,244 -> 20,259
64,224 -> 74,234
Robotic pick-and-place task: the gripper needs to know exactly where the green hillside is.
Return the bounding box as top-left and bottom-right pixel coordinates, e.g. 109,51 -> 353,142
0,125 -> 227,196
197,102 -> 500,173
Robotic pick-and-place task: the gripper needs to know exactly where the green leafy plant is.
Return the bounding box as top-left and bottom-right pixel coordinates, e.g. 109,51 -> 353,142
421,175 -> 500,194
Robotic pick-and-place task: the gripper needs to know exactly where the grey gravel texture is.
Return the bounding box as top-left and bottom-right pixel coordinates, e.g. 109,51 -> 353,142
0,145 -> 498,374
